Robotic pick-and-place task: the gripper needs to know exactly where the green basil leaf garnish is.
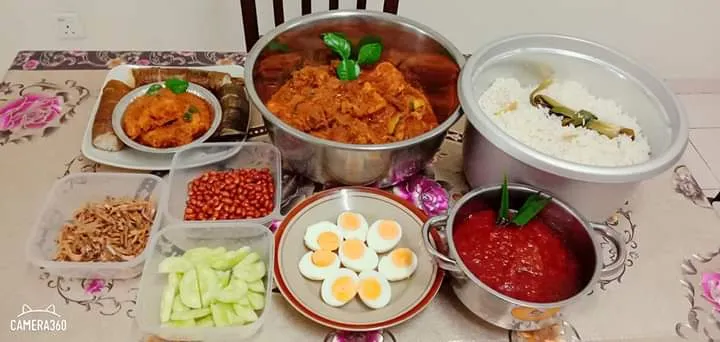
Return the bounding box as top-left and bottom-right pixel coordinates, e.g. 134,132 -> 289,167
183,111 -> 193,122
357,42 -> 382,65
188,105 -> 198,113
322,32 -> 351,60
165,78 -> 189,94
511,193 -> 552,226
336,59 -> 360,81
146,84 -> 162,96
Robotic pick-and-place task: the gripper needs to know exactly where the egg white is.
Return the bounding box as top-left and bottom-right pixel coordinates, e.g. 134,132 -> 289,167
304,221 -> 342,251
357,270 -> 392,309
336,211 -> 369,241
320,268 -> 359,307
366,219 -> 402,253
298,250 -> 341,281
377,248 -> 418,281
339,240 -> 379,272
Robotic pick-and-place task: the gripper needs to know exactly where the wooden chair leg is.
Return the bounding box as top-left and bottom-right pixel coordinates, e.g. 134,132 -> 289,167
240,0 -> 260,52
383,0 -> 399,14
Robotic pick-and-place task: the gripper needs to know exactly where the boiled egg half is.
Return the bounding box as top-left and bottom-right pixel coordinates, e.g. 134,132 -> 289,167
339,239 -> 378,272
366,219 -> 402,253
304,221 -> 342,251
378,247 -> 417,281
336,211 -> 369,241
320,268 -> 359,307
298,250 -> 341,281
357,270 -> 392,309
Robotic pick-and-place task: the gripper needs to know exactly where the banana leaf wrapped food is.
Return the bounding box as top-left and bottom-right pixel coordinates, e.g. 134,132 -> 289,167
209,77 -> 250,141
92,80 -> 132,151
132,68 -> 231,92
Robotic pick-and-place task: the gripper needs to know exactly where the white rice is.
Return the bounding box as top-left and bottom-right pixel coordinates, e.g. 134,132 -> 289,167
477,78 -> 651,166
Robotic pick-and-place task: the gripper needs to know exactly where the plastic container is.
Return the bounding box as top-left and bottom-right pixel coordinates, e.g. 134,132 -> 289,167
25,172 -> 165,279
136,223 -> 274,341
163,142 -> 282,225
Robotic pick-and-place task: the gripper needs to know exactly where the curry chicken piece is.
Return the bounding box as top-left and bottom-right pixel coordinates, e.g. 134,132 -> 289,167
266,61 -> 438,144
121,88 -> 212,148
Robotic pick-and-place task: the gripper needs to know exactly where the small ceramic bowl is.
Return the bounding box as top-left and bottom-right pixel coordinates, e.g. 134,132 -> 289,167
273,187 -> 444,331
112,82 -> 222,154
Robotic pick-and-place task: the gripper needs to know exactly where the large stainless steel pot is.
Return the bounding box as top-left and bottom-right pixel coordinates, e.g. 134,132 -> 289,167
244,10 -> 464,187
458,34 -> 688,221
422,184 -> 627,331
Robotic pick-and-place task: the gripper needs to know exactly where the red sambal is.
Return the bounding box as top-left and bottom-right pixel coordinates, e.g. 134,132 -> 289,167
453,209 -> 582,303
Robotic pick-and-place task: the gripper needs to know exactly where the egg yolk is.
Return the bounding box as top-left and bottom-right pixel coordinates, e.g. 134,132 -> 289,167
342,239 -> 365,260
359,278 -> 382,300
311,250 -> 336,267
378,220 -> 400,240
391,248 -> 413,267
317,231 -> 340,251
331,276 -> 357,302
340,212 -> 361,230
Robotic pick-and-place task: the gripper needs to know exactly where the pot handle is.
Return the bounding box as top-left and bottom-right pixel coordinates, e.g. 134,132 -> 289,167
591,222 -> 627,278
422,215 -> 465,278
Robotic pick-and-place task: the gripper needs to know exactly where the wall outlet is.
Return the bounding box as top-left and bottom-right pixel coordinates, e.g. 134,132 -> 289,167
55,13 -> 85,39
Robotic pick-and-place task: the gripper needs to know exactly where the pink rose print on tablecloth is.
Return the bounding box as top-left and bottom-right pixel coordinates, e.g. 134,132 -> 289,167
134,59 -> 150,66
0,93 -> 63,131
84,279 -> 105,295
393,175 -> 449,217
702,272 -> 720,311
22,59 -> 39,70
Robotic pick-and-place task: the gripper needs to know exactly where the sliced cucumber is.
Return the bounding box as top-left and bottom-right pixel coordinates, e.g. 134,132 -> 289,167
232,261 -> 265,282
235,296 -> 250,306
211,247 -> 250,270
196,315 -> 215,327
158,256 -> 193,274
179,269 -> 202,309
170,308 -> 211,321
248,279 -> 265,293
172,296 -> 189,313
237,252 -> 260,267
215,281 -> 248,303
216,270 -> 231,288
197,266 -> 220,306
210,303 -> 233,327
165,319 -> 196,328
233,304 -> 259,323
160,273 -> 180,323
247,292 -> 265,310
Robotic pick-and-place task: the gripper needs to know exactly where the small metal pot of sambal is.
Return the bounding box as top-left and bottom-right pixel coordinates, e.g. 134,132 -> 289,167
421,182 -> 627,331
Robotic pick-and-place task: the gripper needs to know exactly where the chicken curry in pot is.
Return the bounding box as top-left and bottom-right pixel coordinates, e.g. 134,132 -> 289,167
256,31 -> 459,145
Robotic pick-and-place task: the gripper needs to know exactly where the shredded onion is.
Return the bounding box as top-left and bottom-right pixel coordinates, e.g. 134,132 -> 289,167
54,196 -> 155,262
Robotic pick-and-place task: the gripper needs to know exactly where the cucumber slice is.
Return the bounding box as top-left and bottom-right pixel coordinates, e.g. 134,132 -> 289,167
160,273 -> 180,323
248,279 -> 265,293
158,256 -> 193,273
232,261 -> 265,282
215,280 -> 248,303
211,247 -> 250,270
172,296 -> 189,313
235,296 -> 250,306
196,315 -> 215,327
170,308 -> 211,321
247,292 -> 265,310
165,319 -> 196,328
185,247 -> 226,265
197,266 -> 220,306
216,270 -> 231,288
237,252 -> 260,267
179,269 -> 202,309
210,303 -> 234,327
233,304 -> 259,323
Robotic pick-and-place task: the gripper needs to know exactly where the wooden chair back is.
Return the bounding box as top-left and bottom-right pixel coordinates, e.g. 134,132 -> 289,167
240,0 -> 400,51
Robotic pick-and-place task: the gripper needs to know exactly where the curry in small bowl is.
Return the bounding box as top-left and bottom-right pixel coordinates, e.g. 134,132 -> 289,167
112,79 -> 222,153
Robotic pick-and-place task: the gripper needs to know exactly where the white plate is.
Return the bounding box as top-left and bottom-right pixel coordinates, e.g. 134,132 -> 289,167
81,64 -> 245,170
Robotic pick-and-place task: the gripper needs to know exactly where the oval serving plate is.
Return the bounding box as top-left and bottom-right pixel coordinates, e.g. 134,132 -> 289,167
112,82 -> 222,154
274,187 -> 444,331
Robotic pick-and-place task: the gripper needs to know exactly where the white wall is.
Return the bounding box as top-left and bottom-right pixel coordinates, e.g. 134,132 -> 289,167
0,0 -> 718,80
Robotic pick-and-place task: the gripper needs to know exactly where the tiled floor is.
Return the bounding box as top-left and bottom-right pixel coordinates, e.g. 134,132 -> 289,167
678,94 -> 720,199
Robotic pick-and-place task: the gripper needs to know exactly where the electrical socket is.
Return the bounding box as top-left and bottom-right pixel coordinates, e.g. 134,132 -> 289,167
55,13 -> 85,40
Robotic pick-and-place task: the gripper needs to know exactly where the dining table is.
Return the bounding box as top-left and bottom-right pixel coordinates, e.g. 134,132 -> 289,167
1,50 -> 720,342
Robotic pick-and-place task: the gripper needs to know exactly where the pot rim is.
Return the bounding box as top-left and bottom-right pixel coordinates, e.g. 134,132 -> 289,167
244,10 -> 465,152
459,33 -> 689,183
445,183 -> 603,309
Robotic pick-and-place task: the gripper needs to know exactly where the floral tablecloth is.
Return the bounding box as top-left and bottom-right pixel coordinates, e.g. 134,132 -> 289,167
1,51 -> 719,342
